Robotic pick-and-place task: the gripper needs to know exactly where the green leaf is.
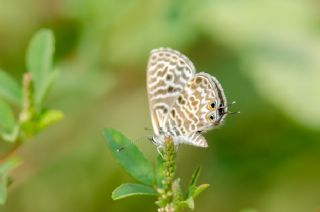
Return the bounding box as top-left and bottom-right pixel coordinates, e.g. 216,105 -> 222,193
155,155 -> 164,188
0,99 -> 16,133
26,29 -> 55,110
190,166 -> 201,187
178,197 -> 194,210
186,166 -> 201,198
19,121 -> 37,139
37,69 -> 59,108
112,183 -> 157,200
36,109 -> 64,131
0,126 -> 19,143
0,157 -> 21,205
102,128 -> 155,185
192,184 -> 209,199
186,167 -> 209,200
0,70 -> 22,106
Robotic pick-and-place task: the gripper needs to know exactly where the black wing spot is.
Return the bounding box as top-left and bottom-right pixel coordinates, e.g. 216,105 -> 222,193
171,110 -> 176,117
178,96 -> 185,104
166,74 -> 172,81
196,77 -> 202,84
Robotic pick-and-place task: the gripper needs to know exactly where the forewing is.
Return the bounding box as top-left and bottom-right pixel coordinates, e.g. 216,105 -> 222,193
164,73 -> 226,146
146,48 -> 195,135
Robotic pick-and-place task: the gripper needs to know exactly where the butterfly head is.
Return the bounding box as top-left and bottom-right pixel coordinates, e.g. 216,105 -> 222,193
207,101 -> 227,126
213,103 -> 228,126
209,100 -> 238,127
207,75 -> 236,127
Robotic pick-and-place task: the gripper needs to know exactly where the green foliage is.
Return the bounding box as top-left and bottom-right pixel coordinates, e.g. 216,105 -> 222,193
26,29 -> 56,111
0,99 -> 16,135
155,155 -> 164,188
112,183 -> 157,200
156,138 -> 179,210
103,128 -> 209,211
192,184 -> 209,199
0,157 -> 21,205
0,70 -> 22,106
0,28 -> 63,205
103,128 -> 154,185
188,167 -> 201,190
186,167 -> 209,199
36,109 -> 64,132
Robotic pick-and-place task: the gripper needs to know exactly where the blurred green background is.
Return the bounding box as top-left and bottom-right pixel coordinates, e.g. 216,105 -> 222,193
1,0 -> 320,211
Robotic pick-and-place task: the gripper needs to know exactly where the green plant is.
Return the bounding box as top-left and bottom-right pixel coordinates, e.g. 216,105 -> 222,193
0,29 -> 63,205
103,128 -> 209,211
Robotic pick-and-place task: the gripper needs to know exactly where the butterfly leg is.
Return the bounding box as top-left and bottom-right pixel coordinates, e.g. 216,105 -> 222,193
157,146 -> 164,158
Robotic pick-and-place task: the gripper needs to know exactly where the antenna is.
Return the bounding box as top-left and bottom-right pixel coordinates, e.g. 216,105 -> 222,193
219,100 -> 240,116
227,111 -> 240,115
218,101 -> 236,110
228,101 -> 236,106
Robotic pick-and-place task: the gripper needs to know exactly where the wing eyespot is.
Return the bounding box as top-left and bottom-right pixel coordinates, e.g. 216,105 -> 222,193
207,100 -> 217,111
166,74 -> 173,81
207,113 -> 216,122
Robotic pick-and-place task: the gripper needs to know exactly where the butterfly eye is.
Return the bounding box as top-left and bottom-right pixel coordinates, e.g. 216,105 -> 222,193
218,103 -> 225,116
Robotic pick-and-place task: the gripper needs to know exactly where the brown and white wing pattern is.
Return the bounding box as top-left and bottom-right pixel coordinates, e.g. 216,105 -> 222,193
146,48 -> 195,136
163,73 -> 228,147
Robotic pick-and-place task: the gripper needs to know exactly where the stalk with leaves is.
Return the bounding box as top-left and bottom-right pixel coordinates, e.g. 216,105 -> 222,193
103,128 -> 209,211
0,29 -> 63,205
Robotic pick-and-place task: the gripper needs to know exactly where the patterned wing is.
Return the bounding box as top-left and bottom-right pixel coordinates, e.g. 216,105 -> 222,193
164,72 -> 228,147
147,48 -> 195,136
179,132 -> 208,147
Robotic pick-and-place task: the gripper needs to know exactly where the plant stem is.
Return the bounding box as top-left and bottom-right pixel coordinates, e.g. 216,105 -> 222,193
0,73 -> 33,163
0,142 -> 22,162
19,73 -> 34,123
157,137 -> 183,212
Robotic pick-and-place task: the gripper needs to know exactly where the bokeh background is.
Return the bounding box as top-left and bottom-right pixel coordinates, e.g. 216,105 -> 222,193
1,0 -> 320,211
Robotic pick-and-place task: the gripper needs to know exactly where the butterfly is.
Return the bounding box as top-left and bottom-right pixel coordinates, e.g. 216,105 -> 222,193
147,48 -> 233,148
